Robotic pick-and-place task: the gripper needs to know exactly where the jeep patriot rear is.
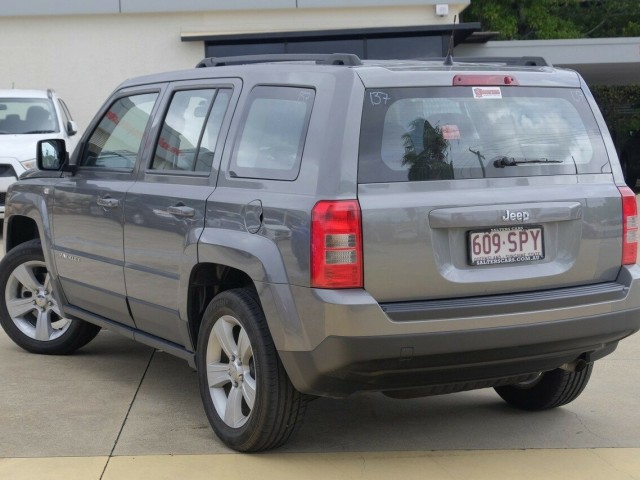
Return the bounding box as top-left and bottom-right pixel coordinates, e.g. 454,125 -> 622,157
1,54 -> 639,452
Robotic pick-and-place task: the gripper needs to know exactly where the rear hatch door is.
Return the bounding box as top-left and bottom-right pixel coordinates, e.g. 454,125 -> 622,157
356,78 -> 622,303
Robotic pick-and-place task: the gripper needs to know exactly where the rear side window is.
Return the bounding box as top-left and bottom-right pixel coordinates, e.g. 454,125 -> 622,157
82,93 -> 158,170
358,87 -> 610,183
229,86 -> 315,181
151,88 -> 231,173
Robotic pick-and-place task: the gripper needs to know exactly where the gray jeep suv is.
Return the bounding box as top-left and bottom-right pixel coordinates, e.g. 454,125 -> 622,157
1,54 -> 639,452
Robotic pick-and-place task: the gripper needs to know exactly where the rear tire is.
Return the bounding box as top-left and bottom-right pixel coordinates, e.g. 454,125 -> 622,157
494,364 -> 593,411
197,288 -> 307,452
0,239 -> 101,354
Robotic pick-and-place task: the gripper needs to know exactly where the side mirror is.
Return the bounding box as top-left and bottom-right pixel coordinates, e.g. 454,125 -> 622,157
37,139 -> 68,171
66,120 -> 78,136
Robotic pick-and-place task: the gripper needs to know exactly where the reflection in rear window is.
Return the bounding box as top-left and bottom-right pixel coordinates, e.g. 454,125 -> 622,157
358,87 -> 610,183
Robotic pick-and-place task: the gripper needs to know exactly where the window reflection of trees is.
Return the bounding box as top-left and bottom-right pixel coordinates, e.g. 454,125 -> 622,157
401,118 -> 453,181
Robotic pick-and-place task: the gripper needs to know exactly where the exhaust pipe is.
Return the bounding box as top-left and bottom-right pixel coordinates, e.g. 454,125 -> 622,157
560,358 -> 589,372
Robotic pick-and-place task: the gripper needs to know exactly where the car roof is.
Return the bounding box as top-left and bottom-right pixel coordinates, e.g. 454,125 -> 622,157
117,56 -> 582,90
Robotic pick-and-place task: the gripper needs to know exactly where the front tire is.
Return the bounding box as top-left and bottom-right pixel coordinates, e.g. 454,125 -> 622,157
197,288 -> 307,452
494,364 -> 593,411
0,239 -> 101,354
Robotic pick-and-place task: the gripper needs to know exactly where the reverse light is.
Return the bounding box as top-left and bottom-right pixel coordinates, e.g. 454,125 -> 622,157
311,200 -> 363,289
620,186 -> 638,265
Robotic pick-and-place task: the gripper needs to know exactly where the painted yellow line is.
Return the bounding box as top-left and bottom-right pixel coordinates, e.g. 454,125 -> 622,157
0,457 -> 107,480
3,449 -> 638,480
102,449 -> 640,480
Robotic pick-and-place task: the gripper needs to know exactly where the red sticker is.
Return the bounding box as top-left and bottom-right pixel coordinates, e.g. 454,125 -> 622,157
441,124 -> 460,140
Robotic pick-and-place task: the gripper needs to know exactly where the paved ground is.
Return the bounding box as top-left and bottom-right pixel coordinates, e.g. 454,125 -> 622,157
1,202 -> 640,479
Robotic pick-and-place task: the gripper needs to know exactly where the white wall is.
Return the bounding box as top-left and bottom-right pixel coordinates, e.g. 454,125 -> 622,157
1,13 -> 202,131
0,3 -> 468,131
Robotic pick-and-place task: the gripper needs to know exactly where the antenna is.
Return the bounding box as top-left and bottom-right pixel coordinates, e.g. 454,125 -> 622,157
443,15 -> 457,66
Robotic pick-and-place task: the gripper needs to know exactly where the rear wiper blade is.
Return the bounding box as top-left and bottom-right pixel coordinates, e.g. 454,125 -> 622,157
492,156 -> 563,168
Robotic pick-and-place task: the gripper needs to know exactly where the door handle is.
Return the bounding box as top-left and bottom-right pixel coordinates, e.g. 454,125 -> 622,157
166,205 -> 195,218
96,197 -> 119,209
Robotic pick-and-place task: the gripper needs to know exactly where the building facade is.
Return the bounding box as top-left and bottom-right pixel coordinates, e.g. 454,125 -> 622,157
0,1 -> 471,129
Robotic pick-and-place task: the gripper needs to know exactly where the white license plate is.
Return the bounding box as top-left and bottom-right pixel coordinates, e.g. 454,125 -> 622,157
468,226 -> 544,266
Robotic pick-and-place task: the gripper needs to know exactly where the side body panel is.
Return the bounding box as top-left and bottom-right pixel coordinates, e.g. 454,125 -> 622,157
123,79 -> 241,346
52,172 -> 135,325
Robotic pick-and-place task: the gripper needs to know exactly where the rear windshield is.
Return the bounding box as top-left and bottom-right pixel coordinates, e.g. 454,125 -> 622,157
358,86 -> 610,183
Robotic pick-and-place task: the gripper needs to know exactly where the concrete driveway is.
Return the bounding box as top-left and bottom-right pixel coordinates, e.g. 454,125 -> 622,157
1,219 -> 640,479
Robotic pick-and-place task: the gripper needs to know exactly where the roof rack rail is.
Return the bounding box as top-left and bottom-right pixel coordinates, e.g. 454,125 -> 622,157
196,53 -> 363,68
440,56 -> 550,67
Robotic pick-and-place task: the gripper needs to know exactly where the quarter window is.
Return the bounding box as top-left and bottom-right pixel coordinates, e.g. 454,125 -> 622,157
81,93 -> 158,170
230,86 -> 314,181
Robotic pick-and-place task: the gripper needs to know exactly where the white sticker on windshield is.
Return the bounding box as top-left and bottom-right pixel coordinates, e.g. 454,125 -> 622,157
472,87 -> 502,99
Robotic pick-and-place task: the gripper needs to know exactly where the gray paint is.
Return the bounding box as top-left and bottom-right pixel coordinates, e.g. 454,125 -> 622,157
298,0 -> 445,6
455,37 -> 640,86
0,0 -> 450,16
3,58 -> 640,401
0,0 -> 119,16
122,0 -> 295,13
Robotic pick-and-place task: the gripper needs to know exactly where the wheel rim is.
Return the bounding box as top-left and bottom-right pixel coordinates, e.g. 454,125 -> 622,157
4,260 -> 71,341
206,314 -> 256,428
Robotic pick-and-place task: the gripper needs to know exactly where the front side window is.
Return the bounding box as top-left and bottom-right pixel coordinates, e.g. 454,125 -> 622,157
359,86 -> 609,183
81,93 -> 158,170
230,86 -> 315,181
0,97 -> 58,134
151,88 -> 231,173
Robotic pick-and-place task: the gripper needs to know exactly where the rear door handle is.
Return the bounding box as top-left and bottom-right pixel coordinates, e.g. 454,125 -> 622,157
166,205 -> 195,218
96,197 -> 119,209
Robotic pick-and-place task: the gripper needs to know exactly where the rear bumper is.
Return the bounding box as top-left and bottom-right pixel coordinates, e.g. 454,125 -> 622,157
280,309 -> 635,397
268,265 -> 640,397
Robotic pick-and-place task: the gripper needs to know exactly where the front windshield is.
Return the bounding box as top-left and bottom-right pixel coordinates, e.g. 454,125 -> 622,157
0,97 -> 59,135
358,86 -> 610,183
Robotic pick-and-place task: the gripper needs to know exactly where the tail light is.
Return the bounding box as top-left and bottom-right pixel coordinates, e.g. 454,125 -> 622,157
620,186 -> 638,265
311,200 -> 363,288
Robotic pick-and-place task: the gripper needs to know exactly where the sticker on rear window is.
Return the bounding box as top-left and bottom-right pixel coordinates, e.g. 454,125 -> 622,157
441,124 -> 460,140
472,87 -> 502,99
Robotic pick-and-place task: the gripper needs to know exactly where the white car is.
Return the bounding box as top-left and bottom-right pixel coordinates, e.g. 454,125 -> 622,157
0,89 -> 79,221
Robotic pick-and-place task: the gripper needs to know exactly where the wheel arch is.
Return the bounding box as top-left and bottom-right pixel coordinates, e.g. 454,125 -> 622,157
187,262 -> 258,350
186,230 -> 296,353
5,214 -> 40,252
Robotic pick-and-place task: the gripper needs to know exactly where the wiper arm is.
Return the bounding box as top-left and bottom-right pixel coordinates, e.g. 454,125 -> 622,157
468,147 -> 487,178
492,156 -> 563,168
23,130 -> 56,134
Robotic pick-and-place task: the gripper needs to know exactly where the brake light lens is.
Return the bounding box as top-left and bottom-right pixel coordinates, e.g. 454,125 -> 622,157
620,186 -> 638,265
311,200 -> 363,288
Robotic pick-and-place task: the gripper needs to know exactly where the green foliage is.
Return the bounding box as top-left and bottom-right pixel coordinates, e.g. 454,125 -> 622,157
591,85 -> 640,137
401,119 -> 454,181
464,0 -> 640,40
